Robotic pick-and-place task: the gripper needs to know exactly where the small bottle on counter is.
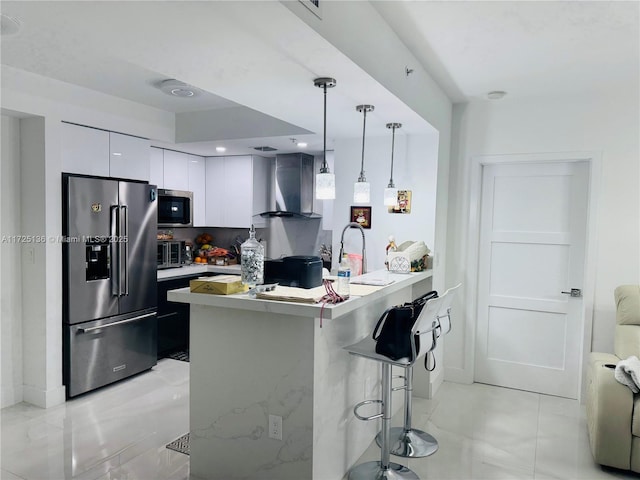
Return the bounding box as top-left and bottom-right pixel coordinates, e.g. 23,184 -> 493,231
337,254 -> 351,299
240,224 -> 264,287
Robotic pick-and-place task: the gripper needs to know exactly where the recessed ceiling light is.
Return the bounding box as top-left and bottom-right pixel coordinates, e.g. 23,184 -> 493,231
297,142 -> 308,148
215,146 -> 226,153
158,79 -> 201,98
0,14 -> 22,36
487,91 -> 507,100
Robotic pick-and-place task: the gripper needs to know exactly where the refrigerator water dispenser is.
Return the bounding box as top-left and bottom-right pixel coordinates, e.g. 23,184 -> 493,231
85,242 -> 110,281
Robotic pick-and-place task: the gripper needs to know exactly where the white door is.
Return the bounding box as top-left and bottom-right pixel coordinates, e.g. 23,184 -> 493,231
475,161 -> 588,399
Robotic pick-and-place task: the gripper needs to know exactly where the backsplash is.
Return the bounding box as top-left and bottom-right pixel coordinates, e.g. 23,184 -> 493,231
159,227 -> 267,255
266,217 -> 331,260
162,220 -> 331,261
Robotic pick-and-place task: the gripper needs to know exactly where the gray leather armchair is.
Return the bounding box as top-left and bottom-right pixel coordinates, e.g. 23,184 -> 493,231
586,285 -> 640,472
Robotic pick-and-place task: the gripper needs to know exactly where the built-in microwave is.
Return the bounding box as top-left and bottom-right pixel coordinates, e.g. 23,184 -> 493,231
157,240 -> 186,269
158,189 -> 193,227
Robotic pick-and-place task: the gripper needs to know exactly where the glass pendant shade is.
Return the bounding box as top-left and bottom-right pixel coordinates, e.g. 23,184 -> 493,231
384,186 -> 398,206
353,181 -> 370,203
316,172 -> 336,200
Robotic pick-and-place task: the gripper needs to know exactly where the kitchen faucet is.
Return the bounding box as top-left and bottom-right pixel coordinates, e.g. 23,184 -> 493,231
338,222 -> 367,274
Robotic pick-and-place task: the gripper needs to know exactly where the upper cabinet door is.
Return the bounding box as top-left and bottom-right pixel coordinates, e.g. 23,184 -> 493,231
61,123 -> 110,177
223,155 -> 253,228
205,155 -> 269,228
109,132 -> 150,181
205,157 -> 225,227
163,150 -> 190,191
188,154 -> 206,227
149,147 -> 164,189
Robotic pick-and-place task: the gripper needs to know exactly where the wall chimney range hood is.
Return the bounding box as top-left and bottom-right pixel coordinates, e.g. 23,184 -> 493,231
260,153 -> 321,218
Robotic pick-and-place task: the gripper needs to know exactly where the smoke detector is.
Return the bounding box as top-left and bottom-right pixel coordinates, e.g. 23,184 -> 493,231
487,90 -> 507,100
158,79 -> 201,98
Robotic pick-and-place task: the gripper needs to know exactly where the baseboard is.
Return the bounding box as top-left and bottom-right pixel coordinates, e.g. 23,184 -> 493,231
22,383 -> 65,408
445,365 -> 474,385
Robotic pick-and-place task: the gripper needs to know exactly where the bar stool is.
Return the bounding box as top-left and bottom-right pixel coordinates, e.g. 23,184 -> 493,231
343,295 -> 444,480
378,284 -> 461,458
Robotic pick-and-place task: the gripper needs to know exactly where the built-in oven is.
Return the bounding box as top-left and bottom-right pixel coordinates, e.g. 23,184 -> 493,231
157,240 -> 186,269
158,189 -> 193,227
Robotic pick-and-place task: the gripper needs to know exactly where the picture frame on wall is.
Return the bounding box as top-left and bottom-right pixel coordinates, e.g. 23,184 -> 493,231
388,190 -> 412,214
350,206 -> 372,229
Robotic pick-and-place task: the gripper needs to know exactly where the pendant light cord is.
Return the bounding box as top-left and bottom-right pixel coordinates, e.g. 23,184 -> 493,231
389,124 -> 396,187
359,108 -> 367,182
314,78 -> 336,174
386,123 -> 401,188
321,84 -> 328,173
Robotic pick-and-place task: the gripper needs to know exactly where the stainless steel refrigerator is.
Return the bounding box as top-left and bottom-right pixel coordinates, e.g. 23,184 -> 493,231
62,174 -> 158,398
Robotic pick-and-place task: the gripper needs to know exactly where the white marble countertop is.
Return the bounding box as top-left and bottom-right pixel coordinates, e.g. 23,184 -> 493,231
157,263 -> 241,280
168,269 -> 432,320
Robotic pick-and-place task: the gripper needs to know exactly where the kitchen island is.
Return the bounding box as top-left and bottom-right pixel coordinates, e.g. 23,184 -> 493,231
168,270 -> 433,480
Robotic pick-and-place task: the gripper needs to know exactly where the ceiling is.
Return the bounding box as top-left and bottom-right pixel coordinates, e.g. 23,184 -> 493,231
374,1 -> 639,103
1,1 -> 638,156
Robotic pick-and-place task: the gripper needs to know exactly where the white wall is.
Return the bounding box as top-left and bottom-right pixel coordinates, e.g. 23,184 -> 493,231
1,114 -> 24,407
446,87 -> 640,384
332,133 -> 439,272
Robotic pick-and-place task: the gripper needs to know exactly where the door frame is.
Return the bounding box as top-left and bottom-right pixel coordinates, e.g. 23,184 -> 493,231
461,151 -> 600,402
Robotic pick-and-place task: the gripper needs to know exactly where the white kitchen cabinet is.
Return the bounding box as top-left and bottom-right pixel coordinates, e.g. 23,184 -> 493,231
149,147 -> 164,189
109,132 -> 150,181
61,122 -> 110,177
205,155 -> 269,228
163,150 -> 190,191
204,156 -> 225,227
61,123 -> 151,181
188,154 -> 206,227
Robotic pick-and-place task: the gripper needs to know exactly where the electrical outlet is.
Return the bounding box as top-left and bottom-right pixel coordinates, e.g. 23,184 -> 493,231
268,414 -> 282,440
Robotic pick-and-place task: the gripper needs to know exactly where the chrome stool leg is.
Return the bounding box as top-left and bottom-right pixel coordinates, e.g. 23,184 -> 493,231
348,363 -> 419,480
376,365 -> 438,458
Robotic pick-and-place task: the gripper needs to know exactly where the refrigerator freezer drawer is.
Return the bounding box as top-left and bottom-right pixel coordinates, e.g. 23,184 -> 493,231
64,309 -> 157,398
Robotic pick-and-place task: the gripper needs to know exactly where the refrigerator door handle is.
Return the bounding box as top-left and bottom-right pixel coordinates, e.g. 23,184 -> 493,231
121,205 -> 129,295
78,312 -> 157,333
110,205 -> 120,297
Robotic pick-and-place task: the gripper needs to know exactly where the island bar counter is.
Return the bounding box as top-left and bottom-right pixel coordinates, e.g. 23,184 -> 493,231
168,270 -> 433,480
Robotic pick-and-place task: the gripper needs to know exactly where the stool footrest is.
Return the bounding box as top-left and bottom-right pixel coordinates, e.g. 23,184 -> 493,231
353,399 -> 383,421
391,374 -> 407,392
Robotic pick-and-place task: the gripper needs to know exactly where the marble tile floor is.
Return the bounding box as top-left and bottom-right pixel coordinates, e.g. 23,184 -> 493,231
344,382 -> 639,480
1,359 -> 190,480
1,360 -> 638,480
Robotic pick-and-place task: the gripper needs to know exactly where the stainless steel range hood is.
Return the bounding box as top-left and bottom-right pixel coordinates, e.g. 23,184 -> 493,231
260,153 -> 321,218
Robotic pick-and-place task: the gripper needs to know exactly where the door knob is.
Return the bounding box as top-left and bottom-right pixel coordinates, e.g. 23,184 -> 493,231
561,288 -> 582,297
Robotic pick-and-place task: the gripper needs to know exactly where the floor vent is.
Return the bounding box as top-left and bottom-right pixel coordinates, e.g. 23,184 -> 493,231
166,433 -> 190,455
167,350 -> 189,362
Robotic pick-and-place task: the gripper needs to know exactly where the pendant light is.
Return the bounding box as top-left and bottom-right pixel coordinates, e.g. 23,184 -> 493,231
314,77 -> 337,200
354,104 -> 374,204
384,123 -> 402,206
